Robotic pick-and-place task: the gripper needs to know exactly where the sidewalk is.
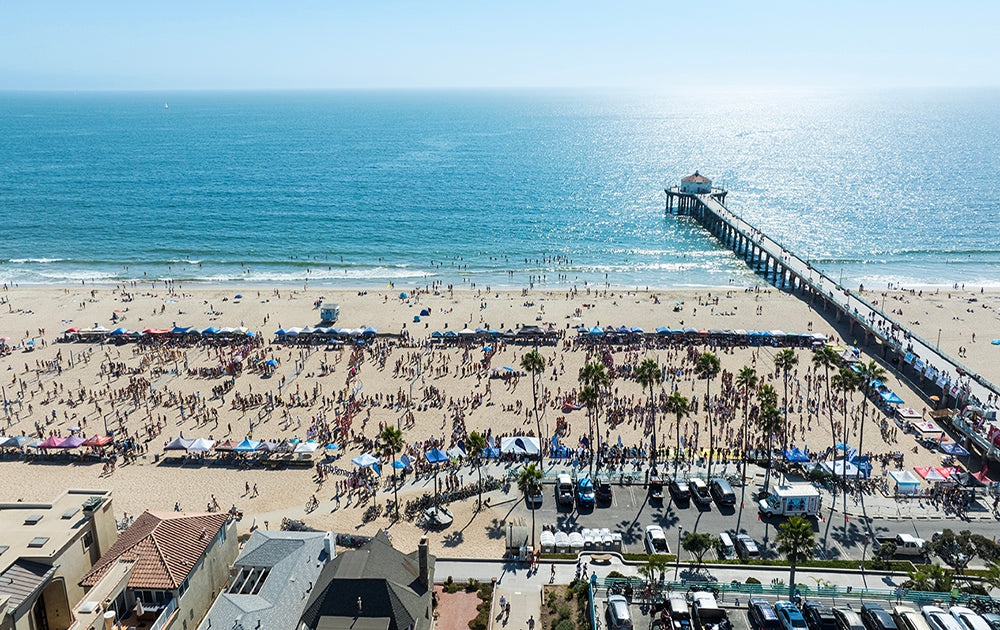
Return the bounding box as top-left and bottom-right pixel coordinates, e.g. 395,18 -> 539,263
491,584 -> 541,630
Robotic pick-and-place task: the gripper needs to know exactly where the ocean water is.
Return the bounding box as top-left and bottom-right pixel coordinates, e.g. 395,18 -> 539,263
2,88 -> 999,289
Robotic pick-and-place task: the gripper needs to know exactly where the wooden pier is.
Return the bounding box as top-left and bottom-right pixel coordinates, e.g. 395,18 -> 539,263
665,173 -> 999,418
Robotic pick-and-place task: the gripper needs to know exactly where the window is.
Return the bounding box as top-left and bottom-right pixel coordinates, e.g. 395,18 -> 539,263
28,537 -> 49,548
228,567 -> 271,595
179,578 -> 189,597
82,531 -> 94,549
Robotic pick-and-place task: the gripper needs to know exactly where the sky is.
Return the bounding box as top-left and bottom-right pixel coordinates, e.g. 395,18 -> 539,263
2,0 -> 999,90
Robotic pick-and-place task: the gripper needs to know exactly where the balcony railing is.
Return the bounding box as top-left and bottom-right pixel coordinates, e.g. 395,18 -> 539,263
148,597 -> 178,630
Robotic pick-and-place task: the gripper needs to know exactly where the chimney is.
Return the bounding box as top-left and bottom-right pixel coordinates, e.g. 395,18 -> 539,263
103,610 -> 116,630
418,536 -> 429,588
324,532 -> 335,559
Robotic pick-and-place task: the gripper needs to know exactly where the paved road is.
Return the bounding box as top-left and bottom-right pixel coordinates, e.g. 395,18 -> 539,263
509,466 -> 999,563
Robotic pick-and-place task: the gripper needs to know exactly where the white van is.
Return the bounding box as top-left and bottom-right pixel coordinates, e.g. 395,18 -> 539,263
717,532 -> 736,560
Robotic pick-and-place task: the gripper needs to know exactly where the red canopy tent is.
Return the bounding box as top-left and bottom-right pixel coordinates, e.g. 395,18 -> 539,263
81,435 -> 113,447
37,436 -> 67,449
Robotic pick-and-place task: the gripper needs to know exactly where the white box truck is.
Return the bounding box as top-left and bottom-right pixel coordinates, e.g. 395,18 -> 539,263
758,484 -> 822,517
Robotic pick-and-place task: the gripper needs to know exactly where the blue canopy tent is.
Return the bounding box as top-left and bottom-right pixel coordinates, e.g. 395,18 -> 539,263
352,453 -> 380,476
655,327 -> 669,334
170,326 -> 191,334
940,443 -> 970,457
203,327 -> 220,335
424,448 -> 449,505
443,330 -> 458,338
110,328 -> 129,335
783,448 -> 810,463
233,439 -> 261,453
420,308 -> 431,316
431,331 -> 443,338
880,391 -> 904,404
588,326 -> 603,335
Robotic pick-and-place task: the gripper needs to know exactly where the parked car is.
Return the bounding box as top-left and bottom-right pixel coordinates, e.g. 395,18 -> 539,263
669,594 -> 692,630
577,477 -> 595,509
596,476 -> 614,503
748,598 -> 781,630
893,606 -> 932,630
922,607 -> 964,630
607,594 -> 634,630
690,478 -> 712,505
717,533 -> 736,560
776,602 -> 808,630
861,604 -> 899,630
949,607 -> 992,630
710,477 -> 736,506
670,477 -> 691,500
734,533 -> 761,560
803,601 -> 838,630
556,474 -> 574,506
650,473 -> 665,501
978,614 -> 1000,630
833,608 -> 866,630
692,591 -> 729,630
644,525 -> 670,555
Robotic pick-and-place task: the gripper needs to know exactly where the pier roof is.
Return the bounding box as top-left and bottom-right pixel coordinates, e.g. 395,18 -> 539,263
682,171 -> 711,183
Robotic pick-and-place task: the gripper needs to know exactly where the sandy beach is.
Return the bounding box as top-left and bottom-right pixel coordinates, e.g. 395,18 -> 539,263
1,282 -> 998,556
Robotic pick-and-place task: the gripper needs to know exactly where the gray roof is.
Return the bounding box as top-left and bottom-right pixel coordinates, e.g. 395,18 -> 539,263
300,531 -> 434,630
0,560 -> 56,615
197,531 -> 332,630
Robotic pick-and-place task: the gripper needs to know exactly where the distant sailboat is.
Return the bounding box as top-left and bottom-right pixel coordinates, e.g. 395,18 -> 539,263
164,103 -> 169,109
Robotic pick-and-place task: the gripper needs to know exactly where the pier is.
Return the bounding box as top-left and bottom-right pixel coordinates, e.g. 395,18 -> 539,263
666,173 -> 1000,444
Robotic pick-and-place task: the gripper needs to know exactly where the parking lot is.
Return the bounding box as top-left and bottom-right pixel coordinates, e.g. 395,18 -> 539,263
597,587 -> 755,630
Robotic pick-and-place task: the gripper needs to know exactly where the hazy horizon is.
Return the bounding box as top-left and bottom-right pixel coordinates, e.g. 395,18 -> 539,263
3,1 -> 999,91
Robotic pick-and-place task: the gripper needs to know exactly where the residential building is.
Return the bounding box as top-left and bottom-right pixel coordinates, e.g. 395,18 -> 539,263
298,533 -> 435,630
0,489 -> 116,630
76,511 -> 236,630
196,531 -> 335,630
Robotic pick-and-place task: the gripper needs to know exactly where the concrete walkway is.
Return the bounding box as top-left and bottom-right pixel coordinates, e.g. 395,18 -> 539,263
491,584 -> 541,630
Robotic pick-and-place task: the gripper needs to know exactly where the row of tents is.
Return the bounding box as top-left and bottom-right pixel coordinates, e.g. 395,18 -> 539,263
0,434 -> 113,449
579,325 -> 828,344
275,327 -> 378,337
62,326 -> 255,339
163,437 -> 325,455
431,326 -> 558,340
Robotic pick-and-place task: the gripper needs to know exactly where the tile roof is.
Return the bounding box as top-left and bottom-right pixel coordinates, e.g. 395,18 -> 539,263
80,511 -> 229,590
682,171 -> 711,183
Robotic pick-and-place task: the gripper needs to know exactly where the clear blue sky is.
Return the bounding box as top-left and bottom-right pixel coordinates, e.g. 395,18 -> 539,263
2,0 -> 998,90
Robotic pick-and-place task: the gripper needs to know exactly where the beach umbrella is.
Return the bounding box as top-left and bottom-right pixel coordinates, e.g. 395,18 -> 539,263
265,359 -> 278,367
164,437 -> 195,451
235,294 -> 243,299
324,443 -> 340,450
483,346 -> 493,352
399,292 -> 408,299
420,308 -> 430,316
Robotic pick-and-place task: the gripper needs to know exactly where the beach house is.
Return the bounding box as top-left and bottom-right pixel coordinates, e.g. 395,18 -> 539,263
0,489 -> 116,630
75,511 -> 237,630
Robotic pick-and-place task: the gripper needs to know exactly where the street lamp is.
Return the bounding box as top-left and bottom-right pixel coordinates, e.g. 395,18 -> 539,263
674,526 -> 685,581
937,329 -> 942,351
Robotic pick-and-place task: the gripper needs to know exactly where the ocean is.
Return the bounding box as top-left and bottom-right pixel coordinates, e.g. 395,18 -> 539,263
2,88 -> 999,289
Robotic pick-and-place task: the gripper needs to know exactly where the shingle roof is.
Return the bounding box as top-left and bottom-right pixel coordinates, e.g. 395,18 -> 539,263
300,531 -> 434,630
197,531 -> 332,630
80,511 -> 229,590
681,171 -> 711,183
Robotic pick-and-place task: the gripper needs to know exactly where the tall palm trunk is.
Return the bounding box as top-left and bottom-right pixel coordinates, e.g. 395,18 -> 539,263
706,383 -> 714,480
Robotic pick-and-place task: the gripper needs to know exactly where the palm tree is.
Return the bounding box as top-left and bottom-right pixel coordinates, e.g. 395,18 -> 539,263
466,431 -> 487,510
811,347 -> 841,494
831,367 -> 858,485
580,362 -> 610,471
579,385 -> 599,477
378,425 -> 405,520
776,515 -> 816,600
758,402 -> 783,492
695,352 -> 721,479
520,350 -> 547,467
635,358 -> 664,471
774,349 -> 799,450
735,366 -> 758,482
855,359 -> 887,482
664,392 -> 690,472
517,462 -> 544,547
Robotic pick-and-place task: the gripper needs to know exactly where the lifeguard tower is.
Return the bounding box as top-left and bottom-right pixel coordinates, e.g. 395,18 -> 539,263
320,303 -> 340,323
